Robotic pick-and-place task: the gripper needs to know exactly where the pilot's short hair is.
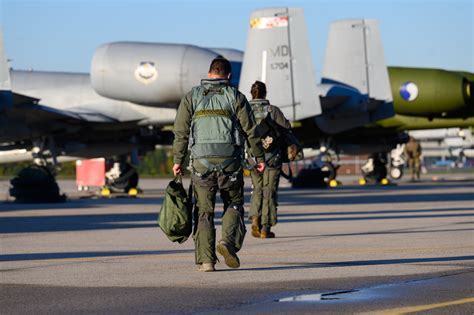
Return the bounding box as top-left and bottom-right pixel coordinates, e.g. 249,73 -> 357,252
209,56 -> 232,76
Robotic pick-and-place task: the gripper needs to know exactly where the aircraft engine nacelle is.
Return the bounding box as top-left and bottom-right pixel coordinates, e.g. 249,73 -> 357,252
91,42 -> 219,107
389,67 -> 473,118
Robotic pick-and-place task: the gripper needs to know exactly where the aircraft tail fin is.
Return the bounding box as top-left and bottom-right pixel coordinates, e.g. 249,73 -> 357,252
239,8 -> 321,121
0,29 -> 13,109
0,30 -> 11,91
322,19 -> 392,103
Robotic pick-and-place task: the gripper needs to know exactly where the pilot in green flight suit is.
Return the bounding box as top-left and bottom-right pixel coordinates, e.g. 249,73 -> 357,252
247,81 -> 292,239
405,136 -> 422,181
172,57 -> 265,272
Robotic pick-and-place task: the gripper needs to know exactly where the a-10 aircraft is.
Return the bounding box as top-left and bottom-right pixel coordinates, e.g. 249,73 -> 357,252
239,8 -> 474,181
0,7 -> 473,198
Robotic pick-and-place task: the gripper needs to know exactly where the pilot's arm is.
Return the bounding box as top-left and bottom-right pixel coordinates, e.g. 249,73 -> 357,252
172,92 -> 193,174
270,106 -> 291,130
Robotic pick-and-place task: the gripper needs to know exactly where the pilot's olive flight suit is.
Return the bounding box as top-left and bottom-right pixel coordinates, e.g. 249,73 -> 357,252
405,138 -> 422,181
173,79 -> 264,265
248,99 -> 291,232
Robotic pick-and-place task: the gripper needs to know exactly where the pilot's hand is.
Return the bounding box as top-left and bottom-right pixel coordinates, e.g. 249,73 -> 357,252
173,164 -> 182,176
255,162 -> 265,173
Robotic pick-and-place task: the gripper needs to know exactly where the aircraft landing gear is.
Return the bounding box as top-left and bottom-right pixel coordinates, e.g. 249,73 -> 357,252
105,158 -> 139,193
10,165 -> 66,203
389,144 -> 406,180
9,138 -> 66,203
389,166 -> 403,180
361,153 -> 389,184
291,150 -> 340,188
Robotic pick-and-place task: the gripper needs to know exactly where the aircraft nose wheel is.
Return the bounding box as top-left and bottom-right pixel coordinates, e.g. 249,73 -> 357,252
389,167 -> 403,180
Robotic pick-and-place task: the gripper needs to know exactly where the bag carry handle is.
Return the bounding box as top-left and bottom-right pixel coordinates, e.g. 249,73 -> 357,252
174,174 -> 193,206
174,174 -> 183,184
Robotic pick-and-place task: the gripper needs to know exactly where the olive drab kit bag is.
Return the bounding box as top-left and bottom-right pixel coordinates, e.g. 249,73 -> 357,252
251,100 -> 279,152
158,175 -> 193,244
250,99 -> 304,164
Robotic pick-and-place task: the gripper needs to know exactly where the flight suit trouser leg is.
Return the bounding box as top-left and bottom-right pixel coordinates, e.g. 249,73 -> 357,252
249,170 -> 263,220
414,158 -> 421,180
192,175 -> 218,265
219,171 -> 246,252
408,158 -> 415,180
261,167 -> 281,227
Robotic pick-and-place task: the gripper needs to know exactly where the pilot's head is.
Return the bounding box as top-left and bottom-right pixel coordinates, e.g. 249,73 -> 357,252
251,80 -> 267,100
208,56 -> 232,80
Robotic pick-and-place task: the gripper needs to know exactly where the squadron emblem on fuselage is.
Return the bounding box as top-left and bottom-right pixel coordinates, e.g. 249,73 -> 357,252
399,81 -> 419,102
134,61 -> 158,85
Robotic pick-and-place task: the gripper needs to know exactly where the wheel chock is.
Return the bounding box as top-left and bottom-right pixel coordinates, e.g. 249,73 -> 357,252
380,178 -> 390,185
128,188 -> 138,197
101,187 -> 111,197
358,178 -> 367,185
329,179 -> 339,187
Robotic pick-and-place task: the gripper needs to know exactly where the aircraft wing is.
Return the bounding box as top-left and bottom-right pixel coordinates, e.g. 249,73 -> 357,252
8,101 -> 120,124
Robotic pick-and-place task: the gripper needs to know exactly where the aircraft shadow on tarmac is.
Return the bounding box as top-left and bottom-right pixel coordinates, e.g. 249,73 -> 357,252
273,227 -> 474,239
0,196 -> 165,211
3,189 -> 471,211
0,212 -> 160,233
0,249 -> 193,262
1,205 -> 472,234
274,207 -> 474,224
236,255 -> 474,272
1,181 -> 472,233
278,180 -> 474,193
275,191 -> 474,206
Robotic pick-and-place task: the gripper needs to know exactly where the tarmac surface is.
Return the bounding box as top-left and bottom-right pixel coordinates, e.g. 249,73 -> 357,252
1,175 -> 473,314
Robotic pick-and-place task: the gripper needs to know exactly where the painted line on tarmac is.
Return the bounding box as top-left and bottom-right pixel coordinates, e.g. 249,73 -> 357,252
379,296 -> 474,314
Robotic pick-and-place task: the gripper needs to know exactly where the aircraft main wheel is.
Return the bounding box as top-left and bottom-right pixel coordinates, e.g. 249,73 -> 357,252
362,165 -> 388,183
321,162 -> 337,182
374,166 -> 388,183
106,163 -> 139,193
9,165 -> 66,203
389,167 -> 403,180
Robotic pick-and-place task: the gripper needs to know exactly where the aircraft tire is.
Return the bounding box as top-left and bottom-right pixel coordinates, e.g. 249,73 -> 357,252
389,167 -> 403,180
107,163 -> 139,193
321,162 -> 337,181
9,165 -> 66,203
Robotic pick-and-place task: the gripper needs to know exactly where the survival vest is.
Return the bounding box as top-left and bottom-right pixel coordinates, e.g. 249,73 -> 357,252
189,80 -> 243,162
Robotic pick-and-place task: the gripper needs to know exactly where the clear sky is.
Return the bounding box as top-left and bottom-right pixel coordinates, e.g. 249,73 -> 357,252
1,0 -> 473,78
